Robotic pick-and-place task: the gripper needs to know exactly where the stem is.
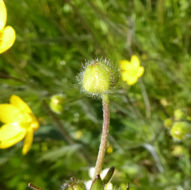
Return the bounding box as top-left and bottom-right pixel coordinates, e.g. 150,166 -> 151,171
94,94 -> 110,177
28,183 -> 41,190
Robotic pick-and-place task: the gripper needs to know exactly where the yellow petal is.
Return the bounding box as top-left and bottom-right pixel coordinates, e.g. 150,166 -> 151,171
22,128 -> 33,155
131,55 -> 140,67
0,26 -> 16,54
137,66 -> 144,77
121,71 -> 138,85
10,95 -> 32,114
120,60 -> 131,71
121,71 -> 128,81
30,115 -> 39,130
126,77 -> 138,85
0,104 -> 21,123
0,0 -> 7,30
122,61 -> 139,76
0,122 -> 26,148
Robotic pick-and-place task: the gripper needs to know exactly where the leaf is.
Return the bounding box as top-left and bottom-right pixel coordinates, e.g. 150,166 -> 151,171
38,144 -> 81,162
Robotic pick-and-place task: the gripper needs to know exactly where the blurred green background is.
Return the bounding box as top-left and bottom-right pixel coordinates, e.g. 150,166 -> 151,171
1,0 -> 191,189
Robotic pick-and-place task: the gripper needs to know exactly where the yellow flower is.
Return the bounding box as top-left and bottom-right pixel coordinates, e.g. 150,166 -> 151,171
107,146 -> 113,154
0,95 -> 39,154
120,55 -> 144,85
74,130 -> 83,140
0,0 -> 16,54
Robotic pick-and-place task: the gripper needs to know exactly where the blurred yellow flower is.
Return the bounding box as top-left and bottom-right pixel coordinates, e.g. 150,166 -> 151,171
74,130 -> 83,140
171,145 -> 185,157
120,55 -> 144,85
0,0 -> 16,54
107,145 -> 113,154
0,95 -> 39,154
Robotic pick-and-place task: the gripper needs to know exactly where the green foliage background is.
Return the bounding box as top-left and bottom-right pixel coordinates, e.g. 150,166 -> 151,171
0,0 -> 191,189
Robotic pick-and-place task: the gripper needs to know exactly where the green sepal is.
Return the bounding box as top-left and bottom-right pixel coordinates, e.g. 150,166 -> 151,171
90,175 -> 104,190
102,167 -> 115,185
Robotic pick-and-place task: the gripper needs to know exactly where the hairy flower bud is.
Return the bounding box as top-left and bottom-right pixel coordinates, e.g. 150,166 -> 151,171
174,109 -> 184,121
49,94 -> 65,114
164,118 -> 173,129
82,61 -> 110,95
170,122 -> 189,140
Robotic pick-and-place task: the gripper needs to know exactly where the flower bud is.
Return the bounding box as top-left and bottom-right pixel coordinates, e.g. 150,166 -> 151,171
82,62 -> 110,95
64,182 -> 86,190
174,109 -> 184,121
170,122 -> 189,140
49,94 -> 65,114
164,118 -> 173,129
90,175 -> 104,190
171,145 -> 185,157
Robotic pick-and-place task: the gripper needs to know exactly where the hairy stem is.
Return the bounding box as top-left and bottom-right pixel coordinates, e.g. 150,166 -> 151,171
94,94 -> 110,177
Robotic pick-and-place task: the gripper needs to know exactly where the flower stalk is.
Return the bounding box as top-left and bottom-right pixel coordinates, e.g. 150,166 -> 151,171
94,94 -> 110,178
